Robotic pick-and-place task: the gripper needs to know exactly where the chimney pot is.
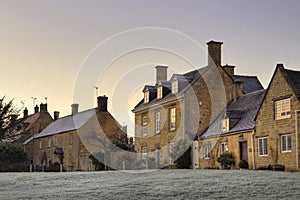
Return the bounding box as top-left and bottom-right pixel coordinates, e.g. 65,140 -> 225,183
155,65 -> 168,85
54,111 -> 60,121
40,103 -> 48,113
71,104 -> 79,115
97,96 -> 108,111
23,107 -> 28,118
34,105 -> 39,113
207,40 -> 223,68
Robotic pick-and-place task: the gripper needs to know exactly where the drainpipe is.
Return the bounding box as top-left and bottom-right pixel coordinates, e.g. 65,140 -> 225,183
295,110 -> 300,170
251,130 -> 255,169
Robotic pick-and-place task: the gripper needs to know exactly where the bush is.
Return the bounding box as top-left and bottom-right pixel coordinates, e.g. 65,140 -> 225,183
238,160 -> 249,169
217,152 -> 235,169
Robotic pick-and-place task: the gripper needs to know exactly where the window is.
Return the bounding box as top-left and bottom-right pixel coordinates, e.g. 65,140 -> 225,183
142,147 -> 147,159
142,116 -> 147,136
221,142 -> 228,154
69,133 -> 73,144
144,91 -> 149,103
203,144 -> 211,159
48,138 -> 51,148
169,108 -> 176,131
222,118 -> 229,132
155,112 -> 160,133
157,86 -> 163,99
54,136 -> 58,146
258,137 -> 268,156
275,98 -> 291,120
281,134 -> 292,152
172,80 -> 178,94
39,140 -> 43,149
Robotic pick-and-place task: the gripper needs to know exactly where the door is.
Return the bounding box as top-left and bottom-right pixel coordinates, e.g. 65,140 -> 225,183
240,141 -> 248,161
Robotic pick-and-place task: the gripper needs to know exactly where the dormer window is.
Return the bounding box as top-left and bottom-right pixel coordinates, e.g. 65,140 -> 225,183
222,117 -> 229,132
157,86 -> 163,99
144,91 -> 149,103
172,80 -> 178,94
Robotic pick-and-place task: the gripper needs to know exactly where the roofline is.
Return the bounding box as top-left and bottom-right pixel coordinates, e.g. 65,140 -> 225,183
200,128 -> 255,140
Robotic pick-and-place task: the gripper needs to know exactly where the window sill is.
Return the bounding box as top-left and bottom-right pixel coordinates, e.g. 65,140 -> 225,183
281,150 -> 292,153
258,154 -> 268,157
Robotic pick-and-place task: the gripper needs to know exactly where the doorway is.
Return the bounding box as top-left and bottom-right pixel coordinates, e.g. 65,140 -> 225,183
240,141 -> 248,161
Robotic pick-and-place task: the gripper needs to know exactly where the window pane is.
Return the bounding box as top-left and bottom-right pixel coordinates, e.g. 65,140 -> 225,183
263,138 -> 268,155
287,135 -> 292,150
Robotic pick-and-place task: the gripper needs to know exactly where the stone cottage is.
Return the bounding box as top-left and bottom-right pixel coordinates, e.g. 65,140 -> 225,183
132,40 -> 263,168
254,64 -> 300,171
199,89 -> 266,169
33,96 -> 128,171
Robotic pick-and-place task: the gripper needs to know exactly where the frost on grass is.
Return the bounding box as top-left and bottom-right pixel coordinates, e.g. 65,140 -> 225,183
0,170 -> 299,199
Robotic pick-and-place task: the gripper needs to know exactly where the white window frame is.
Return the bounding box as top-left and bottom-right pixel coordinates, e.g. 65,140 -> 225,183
157,86 -> 163,99
275,98 -> 291,120
281,134 -> 292,152
142,116 -> 147,136
155,112 -> 160,133
204,144 -> 211,159
39,140 -> 43,149
142,147 -> 147,159
221,142 -> 228,154
69,133 -> 73,144
48,138 -> 51,148
258,137 -> 268,156
172,80 -> 178,94
222,118 -> 229,132
54,136 -> 58,146
144,91 -> 149,103
170,108 -> 176,131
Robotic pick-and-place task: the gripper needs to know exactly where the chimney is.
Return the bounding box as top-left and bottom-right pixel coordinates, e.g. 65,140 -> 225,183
34,105 -> 39,113
97,95 -> 108,111
233,80 -> 243,101
207,40 -> 223,68
71,103 -> 79,115
155,65 -> 168,85
23,107 -> 28,118
223,64 -> 235,75
40,103 -> 48,113
54,111 -> 59,121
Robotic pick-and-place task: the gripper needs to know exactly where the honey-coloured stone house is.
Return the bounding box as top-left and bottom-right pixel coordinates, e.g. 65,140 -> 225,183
33,96 -> 128,171
133,40 -> 263,168
254,64 -> 300,171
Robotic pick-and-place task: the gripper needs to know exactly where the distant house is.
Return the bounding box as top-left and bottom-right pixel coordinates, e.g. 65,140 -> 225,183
132,40 -> 263,168
33,96 -> 128,171
11,103 -> 53,162
199,89 -> 265,169
254,64 -> 300,171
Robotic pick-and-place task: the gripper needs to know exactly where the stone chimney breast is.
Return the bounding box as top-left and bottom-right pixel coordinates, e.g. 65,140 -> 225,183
40,103 -> 48,113
223,64 -> 235,75
71,104 -> 79,115
54,111 -> 59,121
23,107 -> 28,118
207,40 -> 223,68
97,95 -> 108,111
155,65 -> 168,85
34,105 -> 39,113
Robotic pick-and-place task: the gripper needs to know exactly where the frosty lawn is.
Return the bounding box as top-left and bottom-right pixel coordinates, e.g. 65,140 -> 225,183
0,170 -> 299,199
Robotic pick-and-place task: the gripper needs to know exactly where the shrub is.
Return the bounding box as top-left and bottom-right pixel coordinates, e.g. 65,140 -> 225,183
217,152 -> 235,169
238,160 -> 249,169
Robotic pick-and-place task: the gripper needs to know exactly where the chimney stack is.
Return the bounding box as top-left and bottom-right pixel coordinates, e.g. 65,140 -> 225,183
71,103 -> 79,115
233,80 -> 243,101
155,65 -> 168,85
207,40 -> 223,68
97,95 -> 108,111
223,64 -> 235,75
40,103 -> 48,113
34,105 -> 39,113
54,111 -> 60,121
23,107 -> 28,118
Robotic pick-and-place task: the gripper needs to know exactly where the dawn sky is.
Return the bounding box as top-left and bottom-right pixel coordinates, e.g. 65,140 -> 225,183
1,0 -> 300,136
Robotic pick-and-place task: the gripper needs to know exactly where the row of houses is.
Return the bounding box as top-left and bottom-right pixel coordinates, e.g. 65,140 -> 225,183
133,40 -> 300,171
18,96 -> 129,171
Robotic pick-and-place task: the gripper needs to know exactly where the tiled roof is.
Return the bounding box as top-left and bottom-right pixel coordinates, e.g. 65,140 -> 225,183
35,109 -> 95,138
201,89 -> 266,138
230,75 -> 264,94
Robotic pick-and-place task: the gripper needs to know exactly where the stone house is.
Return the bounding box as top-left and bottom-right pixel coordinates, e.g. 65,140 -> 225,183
254,64 -> 300,171
132,40 -> 263,168
12,103 -> 53,162
199,89 -> 266,169
33,96 -> 128,171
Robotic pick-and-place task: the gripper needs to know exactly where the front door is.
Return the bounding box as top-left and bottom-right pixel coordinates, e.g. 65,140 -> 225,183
240,142 -> 248,161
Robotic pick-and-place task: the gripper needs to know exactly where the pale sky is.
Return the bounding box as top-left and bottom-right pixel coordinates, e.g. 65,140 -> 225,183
1,0 -> 300,136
